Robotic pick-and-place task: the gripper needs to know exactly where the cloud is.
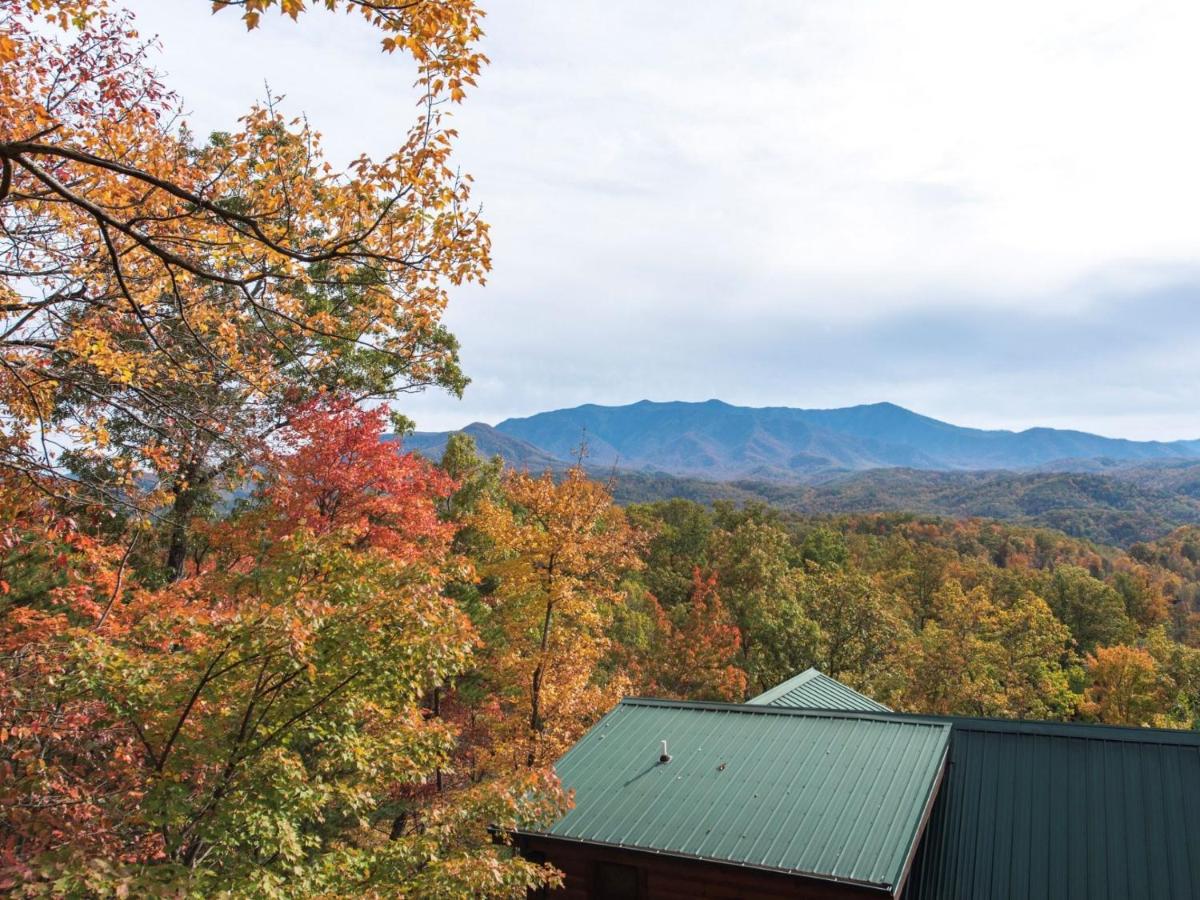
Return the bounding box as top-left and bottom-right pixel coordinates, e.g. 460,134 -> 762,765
122,0 -> 1200,439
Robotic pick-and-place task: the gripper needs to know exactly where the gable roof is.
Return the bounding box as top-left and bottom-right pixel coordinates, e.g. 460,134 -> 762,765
749,667 -> 892,712
524,698 -> 951,895
901,715 -> 1200,900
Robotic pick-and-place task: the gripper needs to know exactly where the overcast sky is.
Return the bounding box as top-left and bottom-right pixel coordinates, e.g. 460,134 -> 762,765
122,0 -> 1200,439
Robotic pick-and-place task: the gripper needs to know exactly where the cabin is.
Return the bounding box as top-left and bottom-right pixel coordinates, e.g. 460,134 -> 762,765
512,669 -> 1200,899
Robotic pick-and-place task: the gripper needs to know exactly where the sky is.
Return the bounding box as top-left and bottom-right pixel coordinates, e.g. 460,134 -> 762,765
121,0 -> 1200,439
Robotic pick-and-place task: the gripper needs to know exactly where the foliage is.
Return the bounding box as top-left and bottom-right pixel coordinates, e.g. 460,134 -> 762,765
470,468 -> 642,770
4,4 -> 1200,894
642,570 -> 746,702
1,405 -> 565,896
1081,645 -> 1171,727
0,0 -> 485,545
900,583 -> 1077,719
800,566 -> 901,692
0,2 -> 577,896
1044,566 -> 1133,653
619,499 -> 1200,725
708,516 -> 818,694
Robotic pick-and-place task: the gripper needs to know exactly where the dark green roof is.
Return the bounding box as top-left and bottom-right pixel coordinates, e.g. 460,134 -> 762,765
528,699 -> 950,894
750,667 -> 891,712
902,715 -> 1200,900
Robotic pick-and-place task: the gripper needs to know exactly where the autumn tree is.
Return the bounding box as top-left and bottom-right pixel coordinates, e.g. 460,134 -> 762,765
471,468 -> 642,770
899,582 -> 1077,719
0,2 -> 574,895
644,570 -> 746,702
1,0 -> 487,575
884,538 -> 953,630
265,397 -> 456,562
1111,568 -> 1170,632
0,480 -> 143,886
987,592 -> 1079,718
1081,645 -> 1168,727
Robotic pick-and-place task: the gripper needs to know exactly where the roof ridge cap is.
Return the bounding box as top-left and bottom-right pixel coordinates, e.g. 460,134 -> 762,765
617,697 -> 947,728
616,698 -> 1200,744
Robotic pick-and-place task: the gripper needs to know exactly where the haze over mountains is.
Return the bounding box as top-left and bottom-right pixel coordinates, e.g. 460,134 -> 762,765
405,400 -> 1200,479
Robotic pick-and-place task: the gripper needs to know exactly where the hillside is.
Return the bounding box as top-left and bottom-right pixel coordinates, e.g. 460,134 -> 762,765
607,464 -> 1200,547
405,402 -> 1200,546
491,400 -> 1200,477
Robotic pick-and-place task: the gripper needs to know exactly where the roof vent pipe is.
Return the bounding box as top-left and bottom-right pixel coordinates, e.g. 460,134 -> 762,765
659,740 -> 671,764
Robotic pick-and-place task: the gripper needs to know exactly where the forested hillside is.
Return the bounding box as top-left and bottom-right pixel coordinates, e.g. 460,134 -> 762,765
420,434 -> 1200,734
610,496 -> 1200,725
417,399 -> 1200,478
409,406 -> 1200,546
425,436 -> 1200,731
608,465 -> 1200,547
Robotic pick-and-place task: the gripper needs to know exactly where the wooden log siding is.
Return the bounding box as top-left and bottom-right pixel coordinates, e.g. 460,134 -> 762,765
519,835 -> 892,900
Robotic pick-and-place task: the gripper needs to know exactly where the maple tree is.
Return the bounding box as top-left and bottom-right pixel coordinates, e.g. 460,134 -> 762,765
0,481 -> 141,888
265,397 -> 456,560
643,569 -> 746,702
471,467 -> 642,770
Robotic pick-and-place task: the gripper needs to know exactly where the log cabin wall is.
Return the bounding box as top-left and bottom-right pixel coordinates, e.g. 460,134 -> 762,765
519,835 -> 891,900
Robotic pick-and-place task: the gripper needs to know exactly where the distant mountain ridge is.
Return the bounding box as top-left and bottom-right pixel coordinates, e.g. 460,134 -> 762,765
408,399 -> 1200,479
401,421 -> 560,469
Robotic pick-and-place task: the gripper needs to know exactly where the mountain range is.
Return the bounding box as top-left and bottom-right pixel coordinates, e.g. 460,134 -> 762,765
400,401 -> 1200,546
404,399 -> 1200,479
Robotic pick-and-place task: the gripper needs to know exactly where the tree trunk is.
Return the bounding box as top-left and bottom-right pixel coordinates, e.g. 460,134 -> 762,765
527,598 -> 555,767
166,484 -> 198,581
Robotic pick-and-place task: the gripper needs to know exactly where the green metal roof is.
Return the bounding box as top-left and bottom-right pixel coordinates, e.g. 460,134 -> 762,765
750,667 -> 892,712
529,699 -> 951,894
902,716 -> 1200,900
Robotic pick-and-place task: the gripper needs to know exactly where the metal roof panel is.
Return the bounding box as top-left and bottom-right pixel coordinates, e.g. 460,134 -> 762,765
749,667 -> 892,712
531,699 -> 950,893
902,720 -> 1200,900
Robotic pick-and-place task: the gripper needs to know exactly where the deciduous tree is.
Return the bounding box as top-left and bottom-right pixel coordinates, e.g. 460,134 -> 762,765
800,566 -> 904,693
1044,566 -> 1133,652
711,518 -> 818,692
0,0 -> 486,553
899,583 -> 1077,719
644,570 -> 746,702
1082,645 -> 1167,727
472,468 -> 642,770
